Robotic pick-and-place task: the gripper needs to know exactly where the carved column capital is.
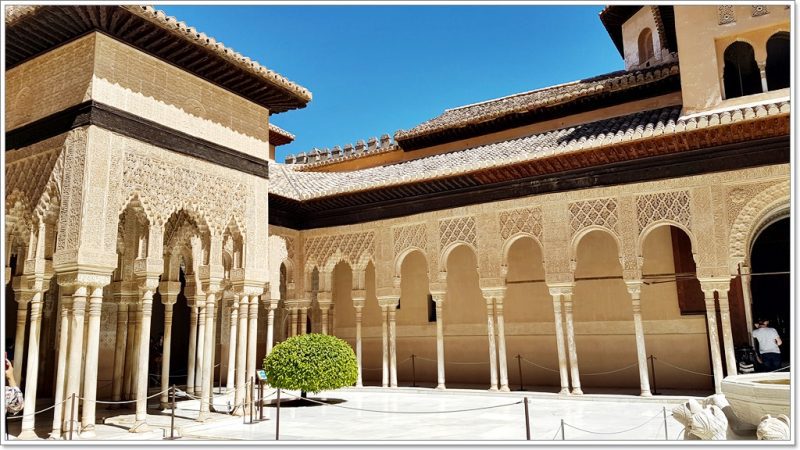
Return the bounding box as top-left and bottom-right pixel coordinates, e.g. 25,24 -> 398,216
624,280 -> 643,299
547,283 -> 574,297
698,278 -> 732,296
430,291 -> 446,305
481,287 -> 506,303
377,296 -> 399,309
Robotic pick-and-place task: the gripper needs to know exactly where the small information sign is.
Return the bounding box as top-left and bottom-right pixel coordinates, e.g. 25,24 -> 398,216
257,369 -> 268,381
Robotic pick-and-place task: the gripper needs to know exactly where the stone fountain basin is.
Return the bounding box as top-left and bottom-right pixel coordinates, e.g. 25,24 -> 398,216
721,372 -> 790,427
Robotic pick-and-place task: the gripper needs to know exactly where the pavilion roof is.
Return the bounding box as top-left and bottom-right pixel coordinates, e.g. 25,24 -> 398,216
269,123 -> 295,146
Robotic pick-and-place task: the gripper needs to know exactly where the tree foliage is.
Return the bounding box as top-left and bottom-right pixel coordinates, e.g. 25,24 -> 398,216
263,333 -> 358,394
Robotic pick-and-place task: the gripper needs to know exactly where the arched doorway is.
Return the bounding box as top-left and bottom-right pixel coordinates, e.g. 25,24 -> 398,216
749,216 -> 790,363
723,41 -> 762,99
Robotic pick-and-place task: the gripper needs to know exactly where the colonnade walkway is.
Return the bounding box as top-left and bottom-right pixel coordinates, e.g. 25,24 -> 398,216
6,386 -> 713,441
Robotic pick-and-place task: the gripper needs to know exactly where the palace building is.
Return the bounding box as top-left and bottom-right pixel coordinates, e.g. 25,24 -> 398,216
3,4 -> 791,438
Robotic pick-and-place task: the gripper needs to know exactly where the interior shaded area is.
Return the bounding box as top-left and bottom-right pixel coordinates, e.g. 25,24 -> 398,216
723,41 -> 762,99
750,217 -> 790,362
766,32 -> 790,91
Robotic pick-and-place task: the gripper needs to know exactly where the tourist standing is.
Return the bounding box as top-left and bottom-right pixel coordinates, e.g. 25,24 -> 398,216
753,319 -> 783,372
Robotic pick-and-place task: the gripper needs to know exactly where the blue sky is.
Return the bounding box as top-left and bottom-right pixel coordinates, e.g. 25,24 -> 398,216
159,5 -> 623,162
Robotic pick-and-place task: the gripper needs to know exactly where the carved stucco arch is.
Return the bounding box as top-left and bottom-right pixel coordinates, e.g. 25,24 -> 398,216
637,220 -> 699,263
438,240 -> 479,275
501,232 -> 545,281
728,182 -> 790,274
569,225 -> 623,269
393,246 -> 427,279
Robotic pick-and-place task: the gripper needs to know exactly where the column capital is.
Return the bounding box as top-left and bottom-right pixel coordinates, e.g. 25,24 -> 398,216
158,280 -> 182,304
317,291 -> 333,303
481,287 -> 506,303
430,292 -> 446,305
377,296 -> 399,309
624,279 -> 643,298
57,271 -> 111,289
547,283 -> 574,297
698,278 -> 732,295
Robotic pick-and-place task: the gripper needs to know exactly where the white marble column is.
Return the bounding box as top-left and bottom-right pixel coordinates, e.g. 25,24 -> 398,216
380,304 -> 389,388
717,288 -> 738,377
226,295 -> 239,395
299,306 -> 308,335
484,296 -> 499,391
265,300 -> 278,355
12,295 -> 29,383
81,285 -> 107,437
290,307 -> 299,337
110,298 -> 129,405
740,265 -> 755,346
246,291 -> 260,404
159,281 -> 180,409
432,293 -> 446,390
198,285 -> 219,421
64,285 -> 87,433
49,292 -> 70,439
123,301 -> 137,400
353,296 -> 365,387
195,302 -> 206,396
495,296 -> 509,392
562,290 -> 582,395
233,294 -> 249,415
388,301 -> 398,388
702,290 -> 725,394
131,278 -> 158,432
626,282 -> 652,397
320,304 -> 330,335
186,299 -> 198,396
19,285 -> 47,439
549,288 -> 570,395
758,61 -> 768,93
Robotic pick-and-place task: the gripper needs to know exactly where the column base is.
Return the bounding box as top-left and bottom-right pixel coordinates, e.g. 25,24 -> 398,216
47,430 -> 64,440
159,402 -> 170,410
558,388 -> 570,395
196,412 -> 210,422
571,388 -> 583,395
128,421 -> 150,433
79,427 -> 96,439
435,384 -> 446,390
390,384 -> 397,388
640,390 -> 653,397
489,386 -> 498,391
17,429 -> 40,440
499,385 -> 510,392
356,382 -> 363,388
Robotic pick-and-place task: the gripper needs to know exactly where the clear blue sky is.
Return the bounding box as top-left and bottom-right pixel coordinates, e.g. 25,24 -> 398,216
159,5 -> 623,162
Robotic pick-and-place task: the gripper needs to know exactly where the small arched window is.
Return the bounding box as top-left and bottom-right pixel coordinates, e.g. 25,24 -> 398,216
723,41 -> 762,99
766,32 -> 790,91
638,28 -> 654,65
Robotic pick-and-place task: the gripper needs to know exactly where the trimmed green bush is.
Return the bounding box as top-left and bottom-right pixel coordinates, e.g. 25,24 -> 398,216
263,333 -> 358,396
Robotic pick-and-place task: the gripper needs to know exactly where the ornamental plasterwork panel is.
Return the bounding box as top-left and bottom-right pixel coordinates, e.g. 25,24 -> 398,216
728,182 -> 790,271
393,222 -> 428,256
56,128 -> 88,254
636,190 -> 691,233
100,303 -> 117,351
439,216 -> 477,249
718,5 -> 735,24
726,181 -> 783,230
499,206 -> 542,241
120,141 -> 250,232
751,5 -> 769,16
304,231 -> 375,269
568,198 -> 618,235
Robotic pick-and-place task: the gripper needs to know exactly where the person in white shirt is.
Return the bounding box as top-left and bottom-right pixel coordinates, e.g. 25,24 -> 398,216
752,318 -> 782,372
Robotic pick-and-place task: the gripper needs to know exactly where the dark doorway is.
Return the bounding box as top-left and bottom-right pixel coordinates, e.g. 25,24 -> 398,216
766,32 -> 790,91
723,41 -> 762,99
750,217 -> 790,362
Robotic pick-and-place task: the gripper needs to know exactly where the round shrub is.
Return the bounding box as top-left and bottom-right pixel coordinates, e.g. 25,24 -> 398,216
264,333 -> 357,395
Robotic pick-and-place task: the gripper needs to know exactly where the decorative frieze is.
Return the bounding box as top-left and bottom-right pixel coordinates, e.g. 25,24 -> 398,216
636,190 -> 691,233
499,206 -> 542,241
718,5 -> 735,24
393,222 -> 427,256
439,216 -> 477,249
304,231 -> 375,268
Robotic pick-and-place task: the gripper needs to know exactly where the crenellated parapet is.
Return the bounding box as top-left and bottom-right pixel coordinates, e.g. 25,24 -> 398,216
284,134 -> 396,167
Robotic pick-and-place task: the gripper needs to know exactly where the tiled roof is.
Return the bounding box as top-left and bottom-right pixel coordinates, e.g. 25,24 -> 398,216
394,59 -> 679,142
269,123 -> 295,146
270,98 -> 789,201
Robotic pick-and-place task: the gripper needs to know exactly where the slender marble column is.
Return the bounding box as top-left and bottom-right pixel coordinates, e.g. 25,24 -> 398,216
703,292 -> 724,394
64,286 -> 87,433
740,265 -> 755,346
195,303 -> 206,396
81,286 -> 105,436
131,280 -> 157,432
246,294 -> 259,403
12,296 -> 29,383
226,296 -> 239,395
266,302 -> 277,355
111,300 -> 129,405
129,303 -> 141,402
380,305 -> 389,387
234,294 -> 249,415
549,290 -> 570,395
758,61 -> 769,93
718,288 -> 738,377
432,293 -> 446,390
495,296 -> 509,392
19,289 -> 45,438
353,297 -> 365,388
562,291 -> 582,395
388,305 -> 398,388
50,293 -> 71,439
299,307 -> 308,335
484,297 -> 499,391
160,284 -> 179,409
186,301 -> 198,396
627,283 -> 651,396
198,288 -> 218,420
320,305 -> 330,335
290,308 -> 299,337
123,302 -> 137,400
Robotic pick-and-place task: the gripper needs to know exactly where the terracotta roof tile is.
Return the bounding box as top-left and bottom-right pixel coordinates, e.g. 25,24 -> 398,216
270,99 -> 789,201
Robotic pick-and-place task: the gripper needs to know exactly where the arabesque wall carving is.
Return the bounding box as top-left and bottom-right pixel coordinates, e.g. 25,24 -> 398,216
439,216 -> 477,250
304,231 -> 375,269
393,222 -> 428,257
728,181 -> 790,271
569,198 -> 619,236
499,206 -> 543,241
636,190 -> 692,233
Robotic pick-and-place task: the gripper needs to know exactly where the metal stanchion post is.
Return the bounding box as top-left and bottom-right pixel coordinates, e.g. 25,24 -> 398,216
524,397 -> 530,440
649,355 -> 659,395
663,406 -> 668,440
69,393 -> 76,441
275,389 -> 281,441
560,419 -> 565,441
259,380 -> 264,422
517,355 -> 524,391
249,376 -> 254,424
411,354 -> 416,387
242,381 -> 247,425
165,384 -> 180,440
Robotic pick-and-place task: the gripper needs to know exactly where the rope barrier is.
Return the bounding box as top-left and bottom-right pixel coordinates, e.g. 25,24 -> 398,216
675,428 -> 685,440
552,422 -> 563,440
654,358 -> 713,377
580,362 -> 639,376
5,397 -> 69,420
92,387 -> 171,405
520,357 -> 560,373
414,356 -> 487,366
562,410 -> 664,436
281,391 -> 522,415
